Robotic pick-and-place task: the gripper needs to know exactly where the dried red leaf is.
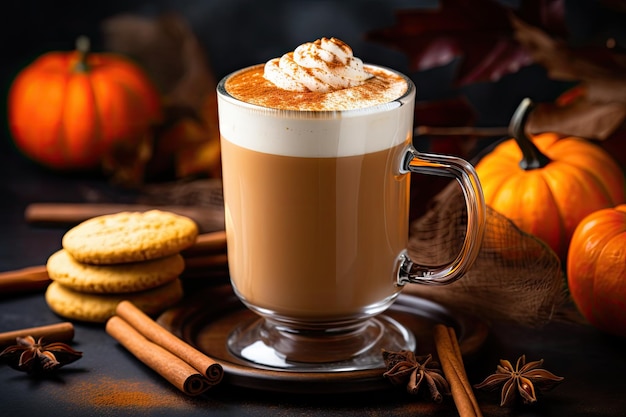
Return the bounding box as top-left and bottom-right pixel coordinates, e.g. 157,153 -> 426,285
510,14 -> 625,84
528,98 -> 626,140
367,0 -> 625,171
366,0 -> 567,85
511,13 -> 626,141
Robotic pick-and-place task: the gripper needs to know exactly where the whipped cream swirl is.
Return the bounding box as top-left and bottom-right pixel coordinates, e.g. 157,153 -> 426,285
263,38 -> 373,92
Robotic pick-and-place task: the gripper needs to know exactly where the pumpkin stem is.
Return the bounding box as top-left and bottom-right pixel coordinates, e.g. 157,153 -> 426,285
509,98 -> 551,170
74,36 -> 90,72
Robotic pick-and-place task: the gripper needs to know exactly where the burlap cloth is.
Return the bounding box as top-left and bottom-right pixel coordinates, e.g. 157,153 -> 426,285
404,180 -> 568,327
140,177 -> 570,327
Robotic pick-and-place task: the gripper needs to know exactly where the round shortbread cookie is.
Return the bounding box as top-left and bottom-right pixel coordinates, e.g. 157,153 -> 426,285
62,210 -> 199,264
46,249 -> 184,294
45,279 -> 184,323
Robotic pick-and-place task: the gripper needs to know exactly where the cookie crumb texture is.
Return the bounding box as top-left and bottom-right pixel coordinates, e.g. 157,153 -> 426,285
62,210 -> 199,264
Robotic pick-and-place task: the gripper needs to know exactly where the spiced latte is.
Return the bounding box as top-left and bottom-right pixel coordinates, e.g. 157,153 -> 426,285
218,38 -> 413,324
217,38 -> 485,368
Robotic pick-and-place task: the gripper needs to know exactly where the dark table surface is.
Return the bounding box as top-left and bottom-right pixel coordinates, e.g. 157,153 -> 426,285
1,141 -> 626,417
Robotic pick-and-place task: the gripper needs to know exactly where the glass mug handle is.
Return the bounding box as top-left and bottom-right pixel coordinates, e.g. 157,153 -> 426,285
397,147 -> 486,286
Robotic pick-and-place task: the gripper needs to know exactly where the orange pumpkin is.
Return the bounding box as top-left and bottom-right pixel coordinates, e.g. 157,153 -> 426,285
8,37 -> 162,170
475,99 -> 625,261
567,205 -> 626,337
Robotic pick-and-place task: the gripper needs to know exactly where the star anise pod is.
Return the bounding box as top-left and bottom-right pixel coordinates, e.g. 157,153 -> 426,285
0,335 -> 83,375
474,354 -> 564,406
382,349 -> 450,403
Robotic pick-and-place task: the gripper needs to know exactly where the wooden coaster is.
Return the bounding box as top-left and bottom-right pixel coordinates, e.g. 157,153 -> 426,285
157,285 -> 488,394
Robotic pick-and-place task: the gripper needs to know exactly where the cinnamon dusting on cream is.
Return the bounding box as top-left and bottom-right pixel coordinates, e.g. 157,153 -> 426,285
225,38 -> 407,111
225,64 -> 407,111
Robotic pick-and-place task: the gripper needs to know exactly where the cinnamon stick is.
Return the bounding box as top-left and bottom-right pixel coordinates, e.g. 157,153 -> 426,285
115,300 -> 223,385
24,203 -> 224,233
0,265 -> 50,294
0,322 -> 75,348
433,324 -> 483,417
182,231 -> 227,257
106,316 -> 211,396
183,253 -> 229,271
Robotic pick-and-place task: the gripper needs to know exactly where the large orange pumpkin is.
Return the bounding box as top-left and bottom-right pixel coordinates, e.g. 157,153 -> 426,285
8,37 -> 162,170
567,205 -> 626,337
475,99 -> 626,261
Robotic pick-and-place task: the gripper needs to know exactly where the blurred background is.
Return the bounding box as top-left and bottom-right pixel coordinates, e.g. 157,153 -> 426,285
1,0 -> 624,168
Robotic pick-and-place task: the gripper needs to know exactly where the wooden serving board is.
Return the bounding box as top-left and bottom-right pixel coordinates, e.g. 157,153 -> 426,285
157,285 -> 488,394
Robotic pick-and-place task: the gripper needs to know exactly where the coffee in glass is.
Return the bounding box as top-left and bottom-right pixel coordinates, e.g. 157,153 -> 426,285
217,38 -> 485,371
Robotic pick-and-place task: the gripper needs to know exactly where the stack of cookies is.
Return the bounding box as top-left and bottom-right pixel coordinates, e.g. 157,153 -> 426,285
45,210 -> 199,323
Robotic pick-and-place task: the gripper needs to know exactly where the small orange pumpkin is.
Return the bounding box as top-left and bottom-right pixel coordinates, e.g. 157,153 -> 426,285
475,99 -> 626,261
8,37 -> 162,170
567,205 -> 626,337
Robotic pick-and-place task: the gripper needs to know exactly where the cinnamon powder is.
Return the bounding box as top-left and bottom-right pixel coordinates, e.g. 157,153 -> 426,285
60,376 -> 191,409
225,65 -> 404,111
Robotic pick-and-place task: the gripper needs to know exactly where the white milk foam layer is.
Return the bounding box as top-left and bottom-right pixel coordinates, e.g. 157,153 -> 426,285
218,66 -> 415,158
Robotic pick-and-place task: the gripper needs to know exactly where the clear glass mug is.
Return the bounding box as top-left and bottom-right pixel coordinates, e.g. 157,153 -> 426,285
217,64 -> 486,371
